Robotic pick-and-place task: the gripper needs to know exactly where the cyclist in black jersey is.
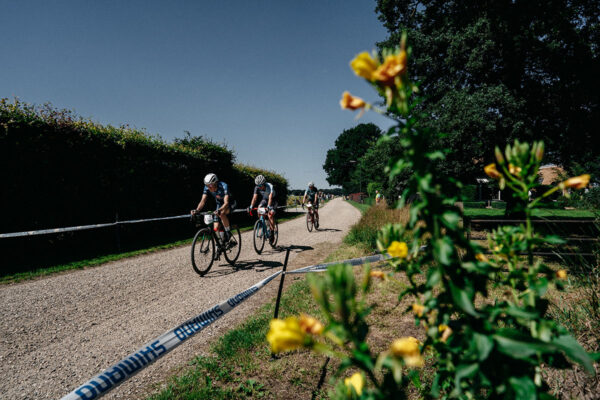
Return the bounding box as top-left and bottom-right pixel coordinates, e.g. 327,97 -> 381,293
191,173 -> 236,241
303,181 -> 319,224
248,174 -> 277,232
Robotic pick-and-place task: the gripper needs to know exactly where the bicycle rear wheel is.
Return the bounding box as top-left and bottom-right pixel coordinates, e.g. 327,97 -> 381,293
269,219 -> 279,247
253,219 -> 266,254
224,226 -> 241,266
191,228 -> 215,276
306,212 -> 313,232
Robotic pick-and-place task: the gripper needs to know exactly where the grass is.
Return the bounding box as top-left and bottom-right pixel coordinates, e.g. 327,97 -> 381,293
1,211 -> 305,284
145,218 -> 599,399
344,205 -> 410,250
347,199 -> 372,214
464,207 -> 596,218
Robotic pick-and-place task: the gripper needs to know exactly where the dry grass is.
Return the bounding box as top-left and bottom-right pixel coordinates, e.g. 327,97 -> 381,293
344,205 -> 410,249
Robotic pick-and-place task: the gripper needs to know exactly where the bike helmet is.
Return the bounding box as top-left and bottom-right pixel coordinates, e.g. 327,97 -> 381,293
308,181 -> 314,187
255,175 -> 266,186
204,173 -> 218,185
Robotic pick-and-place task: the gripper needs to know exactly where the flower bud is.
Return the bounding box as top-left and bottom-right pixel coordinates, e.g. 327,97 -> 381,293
484,163 -> 502,179
535,142 -> 544,161
556,270 -> 567,279
560,174 -> 590,190
495,147 -> 505,164
339,91 -> 367,111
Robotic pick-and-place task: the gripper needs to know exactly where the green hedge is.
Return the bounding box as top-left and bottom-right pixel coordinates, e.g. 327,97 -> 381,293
0,99 -> 287,272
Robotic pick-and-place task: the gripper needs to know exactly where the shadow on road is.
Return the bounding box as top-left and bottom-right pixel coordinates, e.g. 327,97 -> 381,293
202,259 -> 284,277
314,228 -> 341,232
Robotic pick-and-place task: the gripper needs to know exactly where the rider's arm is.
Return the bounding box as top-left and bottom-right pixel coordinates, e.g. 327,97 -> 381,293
268,192 -> 273,208
249,193 -> 258,209
195,194 -> 208,212
220,194 -> 230,211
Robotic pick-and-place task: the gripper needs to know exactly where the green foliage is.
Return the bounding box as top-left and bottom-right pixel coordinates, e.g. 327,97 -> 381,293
287,37 -> 595,399
0,98 -> 287,271
323,123 -> 382,192
375,0 -> 600,183
461,184 -> 478,201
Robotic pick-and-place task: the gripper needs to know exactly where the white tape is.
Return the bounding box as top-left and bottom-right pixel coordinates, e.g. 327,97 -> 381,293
287,253 -> 390,275
60,270 -> 282,400
1,207 -> 290,238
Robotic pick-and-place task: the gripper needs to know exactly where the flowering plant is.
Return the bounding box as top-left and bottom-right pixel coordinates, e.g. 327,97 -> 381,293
267,34 -> 596,398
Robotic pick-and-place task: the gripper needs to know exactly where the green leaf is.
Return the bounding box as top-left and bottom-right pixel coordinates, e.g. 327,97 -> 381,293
493,332 -> 556,359
427,267 -> 441,287
509,376 -> 537,400
433,237 -> 454,266
552,335 -> 595,374
441,211 -> 461,230
448,281 -> 481,317
473,333 -> 494,361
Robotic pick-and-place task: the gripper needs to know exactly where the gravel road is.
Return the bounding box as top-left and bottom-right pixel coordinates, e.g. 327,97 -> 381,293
0,198 -> 361,399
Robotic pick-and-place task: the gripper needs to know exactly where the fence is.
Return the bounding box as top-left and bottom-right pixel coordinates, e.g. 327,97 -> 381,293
464,217 -> 599,258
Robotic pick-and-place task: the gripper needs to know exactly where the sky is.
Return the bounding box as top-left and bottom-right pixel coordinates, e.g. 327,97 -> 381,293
1,0 -> 394,189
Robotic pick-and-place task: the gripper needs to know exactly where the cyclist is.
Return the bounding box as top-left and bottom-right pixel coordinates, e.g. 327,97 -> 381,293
191,173 -> 236,244
248,175 -> 277,237
303,181 -> 319,227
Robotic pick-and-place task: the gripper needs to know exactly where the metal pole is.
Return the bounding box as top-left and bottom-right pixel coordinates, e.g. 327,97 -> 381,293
273,248 -> 291,320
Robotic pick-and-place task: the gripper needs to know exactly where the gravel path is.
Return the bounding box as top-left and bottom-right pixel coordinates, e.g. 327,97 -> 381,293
0,198 -> 361,399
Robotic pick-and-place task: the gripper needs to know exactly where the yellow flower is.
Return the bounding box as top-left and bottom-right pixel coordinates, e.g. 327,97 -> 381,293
475,253 -> 488,262
560,174 -> 590,190
438,324 -> 453,343
344,372 -> 364,396
556,269 -> 568,279
372,50 -> 407,86
299,314 -> 324,335
387,241 -> 408,258
350,52 -> 378,80
484,163 -> 502,179
412,303 -> 425,317
391,336 -> 420,357
391,337 -> 424,367
340,91 -> 367,111
508,163 -> 522,175
266,317 -> 306,353
370,270 -> 386,280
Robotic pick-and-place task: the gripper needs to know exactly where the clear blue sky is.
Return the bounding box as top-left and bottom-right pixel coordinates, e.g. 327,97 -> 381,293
1,0 -> 394,189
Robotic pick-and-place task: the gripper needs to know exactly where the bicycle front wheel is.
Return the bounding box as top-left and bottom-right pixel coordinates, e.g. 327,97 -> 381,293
253,219 -> 265,254
306,212 -> 313,232
191,228 -> 215,276
224,226 -> 241,266
269,219 -> 279,247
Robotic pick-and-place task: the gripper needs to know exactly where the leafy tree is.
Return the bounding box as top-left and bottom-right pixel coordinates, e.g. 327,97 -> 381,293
375,0 -> 600,182
323,123 -> 382,192
351,135 -> 411,201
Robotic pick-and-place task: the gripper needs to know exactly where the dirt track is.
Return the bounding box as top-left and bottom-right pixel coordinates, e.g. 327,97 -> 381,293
0,198 -> 361,399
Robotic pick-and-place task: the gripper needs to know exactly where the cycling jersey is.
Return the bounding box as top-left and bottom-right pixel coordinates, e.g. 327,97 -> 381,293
305,187 -> 319,204
254,182 -> 275,202
203,181 -> 232,208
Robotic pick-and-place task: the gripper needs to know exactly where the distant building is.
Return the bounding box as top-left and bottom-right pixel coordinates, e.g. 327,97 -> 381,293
539,164 -> 565,185
348,192 -> 366,202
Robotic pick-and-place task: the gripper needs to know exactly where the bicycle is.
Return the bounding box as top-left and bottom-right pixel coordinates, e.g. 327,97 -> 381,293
190,212 -> 241,276
305,202 -> 319,232
251,207 -> 278,254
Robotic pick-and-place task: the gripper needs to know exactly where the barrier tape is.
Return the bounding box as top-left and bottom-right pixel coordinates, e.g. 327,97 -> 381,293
0,206 -> 289,239
61,250 -> 388,400
287,253 -> 390,275
61,270 -> 282,400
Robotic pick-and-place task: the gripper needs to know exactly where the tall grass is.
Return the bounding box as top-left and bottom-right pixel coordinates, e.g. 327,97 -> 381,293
344,205 -> 410,250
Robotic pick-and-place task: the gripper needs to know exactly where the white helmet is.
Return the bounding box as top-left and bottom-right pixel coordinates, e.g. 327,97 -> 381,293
308,181 -> 314,187
204,173 -> 218,185
255,175 -> 266,185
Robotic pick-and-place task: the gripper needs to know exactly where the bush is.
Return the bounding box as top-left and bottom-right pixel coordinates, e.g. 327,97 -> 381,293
461,184 -> 478,201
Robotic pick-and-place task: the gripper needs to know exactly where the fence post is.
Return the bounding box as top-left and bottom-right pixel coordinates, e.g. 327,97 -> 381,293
273,248 -> 291,320
115,213 -> 121,252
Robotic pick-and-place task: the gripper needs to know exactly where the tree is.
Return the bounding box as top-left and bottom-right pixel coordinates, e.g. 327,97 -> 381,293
351,134 -> 411,201
375,0 -> 600,182
323,123 -> 382,192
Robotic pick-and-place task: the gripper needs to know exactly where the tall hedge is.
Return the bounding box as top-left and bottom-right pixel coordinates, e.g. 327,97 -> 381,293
0,98 -> 287,232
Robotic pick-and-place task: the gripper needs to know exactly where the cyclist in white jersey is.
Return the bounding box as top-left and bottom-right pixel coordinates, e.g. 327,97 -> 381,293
191,173 -> 235,242
248,175 -> 277,232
